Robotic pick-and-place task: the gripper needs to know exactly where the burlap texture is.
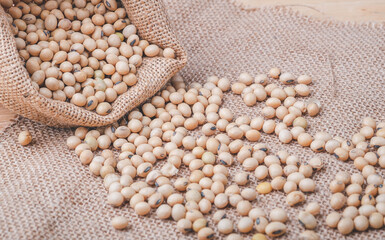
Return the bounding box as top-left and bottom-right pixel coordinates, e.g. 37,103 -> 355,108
0,0 -> 187,127
1,0 -> 385,239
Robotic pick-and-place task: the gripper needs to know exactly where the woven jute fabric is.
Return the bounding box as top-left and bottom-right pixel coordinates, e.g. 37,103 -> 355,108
0,0 -> 187,127
1,0 -> 385,239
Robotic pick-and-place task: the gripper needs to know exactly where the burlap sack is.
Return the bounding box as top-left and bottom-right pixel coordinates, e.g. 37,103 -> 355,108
1,0 -> 385,239
0,0 -> 187,127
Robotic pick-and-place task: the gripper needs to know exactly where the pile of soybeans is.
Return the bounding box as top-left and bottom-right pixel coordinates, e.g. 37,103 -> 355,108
61,68 -> 379,240
17,67 -> 385,239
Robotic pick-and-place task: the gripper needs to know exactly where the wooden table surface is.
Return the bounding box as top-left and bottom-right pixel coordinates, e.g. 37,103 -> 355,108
1,0 -> 384,131
236,0 -> 385,22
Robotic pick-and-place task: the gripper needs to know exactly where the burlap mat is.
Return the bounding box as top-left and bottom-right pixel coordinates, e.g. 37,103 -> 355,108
1,0 -> 385,239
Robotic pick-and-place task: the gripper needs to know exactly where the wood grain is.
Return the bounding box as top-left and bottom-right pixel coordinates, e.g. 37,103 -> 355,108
0,104 -> 17,131
235,0 -> 385,22
1,0 -> 384,131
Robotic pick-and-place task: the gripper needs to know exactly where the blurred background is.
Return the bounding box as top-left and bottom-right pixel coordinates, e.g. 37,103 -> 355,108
236,0 -> 385,22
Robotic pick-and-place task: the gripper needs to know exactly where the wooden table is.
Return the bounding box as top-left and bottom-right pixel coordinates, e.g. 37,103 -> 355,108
1,0 -> 384,130
0,105 -> 16,130
236,0 -> 385,22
